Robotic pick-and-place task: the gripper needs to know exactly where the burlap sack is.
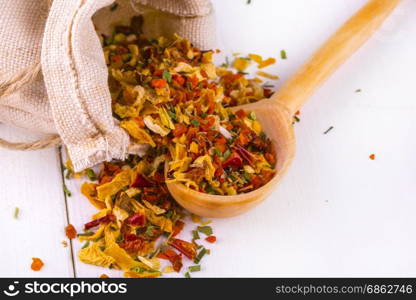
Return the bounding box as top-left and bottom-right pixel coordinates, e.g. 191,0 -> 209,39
0,0 -> 215,171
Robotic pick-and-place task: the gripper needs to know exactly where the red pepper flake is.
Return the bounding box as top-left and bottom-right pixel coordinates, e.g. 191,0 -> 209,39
31,257 -> 44,271
150,78 -> 167,89
157,249 -> 183,272
125,213 -> 146,226
172,123 -> 188,137
168,238 -> 197,260
234,145 -> 256,166
84,214 -> 115,230
100,274 -> 109,278
205,236 -> 217,243
65,224 -> 77,239
172,74 -> 185,86
235,109 -> 247,119
131,173 -> 152,188
369,154 -> 376,160
172,220 -> 185,237
187,75 -> 199,89
111,55 -> 122,63
222,151 -> 243,169
295,110 -> 301,116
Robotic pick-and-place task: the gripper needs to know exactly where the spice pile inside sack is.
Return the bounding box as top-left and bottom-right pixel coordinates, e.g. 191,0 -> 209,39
67,17 -> 280,278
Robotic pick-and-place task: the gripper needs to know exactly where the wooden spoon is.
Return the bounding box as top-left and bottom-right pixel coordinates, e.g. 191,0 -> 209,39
166,0 -> 401,218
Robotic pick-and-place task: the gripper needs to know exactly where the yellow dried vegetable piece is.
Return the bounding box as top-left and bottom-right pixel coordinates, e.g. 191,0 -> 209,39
143,200 -> 166,215
79,224 -> 106,242
96,169 -> 133,202
137,256 -> 160,270
145,211 -> 172,233
248,53 -> 263,64
256,71 -> 279,80
163,266 -> 175,273
201,63 -> 217,79
193,155 -> 215,182
258,57 -> 276,69
174,143 -> 187,161
191,214 -> 202,224
92,208 -> 111,220
233,57 -> 251,72
201,51 -> 213,63
113,205 -> 129,228
78,243 -> 115,268
254,154 -> 272,172
104,224 -> 119,245
225,186 -> 237,195
104,241 -> 147,271
166,172 -> 199,190
169,157 -> 192,173
81,182 -> 106,209
127,44 -> 139,66
125,187 -> 141,198
143,116 -> 170,136
189,142 -> 199,154
120,119 -> 155,147
174,62 -> 194,73
252,120 -> 262,135
159,107 -> 175,130
124,271 -> 161,278
113,103 -> 138,118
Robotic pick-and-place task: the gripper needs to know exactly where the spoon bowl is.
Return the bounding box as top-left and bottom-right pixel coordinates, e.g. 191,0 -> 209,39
166,0 -> 401,217
167,101 -> 295,217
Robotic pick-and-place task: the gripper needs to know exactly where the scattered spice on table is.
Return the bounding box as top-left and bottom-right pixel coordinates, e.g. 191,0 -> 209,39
65,224 -> 77,239
355,89 -> 362,93
63,184 -> 72,197
62,241 -> 68,248
280,49 -> 287,59
188,265 -> 201,272
13,207 -> 19,219
31,257 -> 44,271
369,154 -> 376,160
205,236 -> 217,243
323,126 -> 334,134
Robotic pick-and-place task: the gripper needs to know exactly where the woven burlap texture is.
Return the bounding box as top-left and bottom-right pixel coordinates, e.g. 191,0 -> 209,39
0,0 -> 215,172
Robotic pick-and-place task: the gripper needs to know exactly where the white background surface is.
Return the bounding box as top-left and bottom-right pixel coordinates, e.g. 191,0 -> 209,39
1,0 -> 415,277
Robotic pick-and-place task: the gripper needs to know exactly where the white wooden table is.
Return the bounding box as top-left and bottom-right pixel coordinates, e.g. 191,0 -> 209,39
1,0 -> 416,277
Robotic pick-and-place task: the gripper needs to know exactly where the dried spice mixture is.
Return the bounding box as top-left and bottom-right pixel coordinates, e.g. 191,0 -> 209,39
68,17 -> 280,278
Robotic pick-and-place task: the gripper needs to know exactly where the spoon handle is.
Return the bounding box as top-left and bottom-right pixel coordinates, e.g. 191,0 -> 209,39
272,0 -> 401,115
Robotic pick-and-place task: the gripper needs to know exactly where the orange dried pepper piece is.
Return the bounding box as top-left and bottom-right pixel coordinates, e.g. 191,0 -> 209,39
100,274 -> 109,278
157,249 -> 183,272
205,236 -> 217,243
369,154 -> 376,160
172,220 -> 185,237
65,224 -> 77,239
133,116 -> 145,128
168,238 -> 197,260
172,74 -> 185,86
150,78 -> 167,89
235,109 -> 247,119
31,257 -> 44,271
172,123 -> 187,137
